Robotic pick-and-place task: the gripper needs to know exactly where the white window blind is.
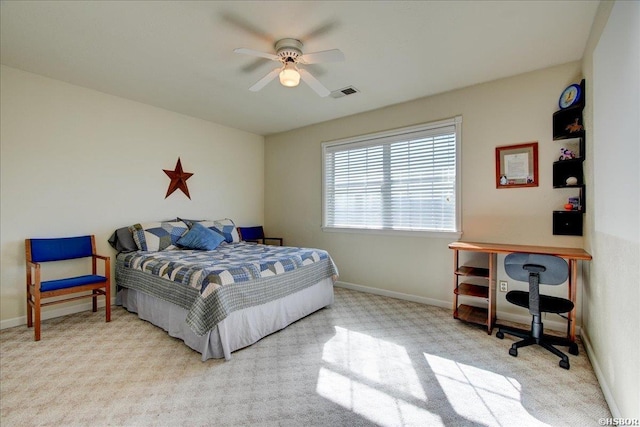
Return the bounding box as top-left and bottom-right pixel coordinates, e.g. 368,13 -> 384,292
322,117 -> 461,233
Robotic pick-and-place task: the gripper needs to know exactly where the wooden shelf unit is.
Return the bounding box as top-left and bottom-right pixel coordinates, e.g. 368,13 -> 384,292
454,282 -> 489,298
452,249 -> 496,334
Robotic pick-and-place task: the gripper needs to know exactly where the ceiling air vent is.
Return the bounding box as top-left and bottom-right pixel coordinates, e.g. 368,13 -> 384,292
330,86 -> 359,99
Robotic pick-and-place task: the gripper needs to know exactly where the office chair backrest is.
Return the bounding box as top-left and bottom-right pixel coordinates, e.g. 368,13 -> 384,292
505,253 -> 568,285
28,236 -> 94,262
505,253 -> 568,317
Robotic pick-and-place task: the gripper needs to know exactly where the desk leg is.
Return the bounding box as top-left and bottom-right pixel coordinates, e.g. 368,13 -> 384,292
568,259 -> 578,342
452,249 -> 459,319
487,252 -> 497,335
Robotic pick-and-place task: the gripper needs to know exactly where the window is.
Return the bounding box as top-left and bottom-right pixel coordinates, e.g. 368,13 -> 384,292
322,116 -> 461,235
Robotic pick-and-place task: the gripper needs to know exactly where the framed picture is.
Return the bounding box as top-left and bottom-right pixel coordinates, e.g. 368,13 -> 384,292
495,142 -> 538,188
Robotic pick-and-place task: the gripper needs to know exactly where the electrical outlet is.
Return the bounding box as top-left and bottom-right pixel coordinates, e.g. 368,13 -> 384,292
499,281 -> 508,292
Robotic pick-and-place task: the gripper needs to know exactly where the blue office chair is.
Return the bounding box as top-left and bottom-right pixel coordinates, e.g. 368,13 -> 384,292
496,253 -> 578,369
236,226 -> 283,246
26,235 -> 111,341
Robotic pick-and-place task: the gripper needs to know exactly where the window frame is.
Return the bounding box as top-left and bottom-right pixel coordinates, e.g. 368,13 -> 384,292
321,116 -> 462,238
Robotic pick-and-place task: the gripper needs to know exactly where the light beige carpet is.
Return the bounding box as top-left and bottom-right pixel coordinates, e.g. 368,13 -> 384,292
1,287 -> 610,426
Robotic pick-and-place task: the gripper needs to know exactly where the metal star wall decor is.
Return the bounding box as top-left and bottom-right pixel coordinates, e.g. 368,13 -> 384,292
163,157 -> 193,199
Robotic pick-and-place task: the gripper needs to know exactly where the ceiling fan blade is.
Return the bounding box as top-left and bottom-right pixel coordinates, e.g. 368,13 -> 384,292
234,48 -> 279,61
299,68 -> 330,97
300,49 -> 345,64
249,67 -> 281,92
241,58 -> 271,73
220,12 -> 273,43
300,21 -> 339,42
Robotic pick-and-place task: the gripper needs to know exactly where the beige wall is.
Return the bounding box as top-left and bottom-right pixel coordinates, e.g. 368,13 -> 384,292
265,62 -> 585,322
0,65 -> 265,325
582,0 -> 639,418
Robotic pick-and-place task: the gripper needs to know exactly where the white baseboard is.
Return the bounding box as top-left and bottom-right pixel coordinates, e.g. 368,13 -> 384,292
0,297 -> 116,330
580,329 -> 620,417
335,280 -> 577,334
494,311 -> 580,334
335,280 -> 452,309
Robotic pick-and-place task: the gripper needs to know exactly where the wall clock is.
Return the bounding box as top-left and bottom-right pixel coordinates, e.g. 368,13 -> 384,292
559,84 -> 581,109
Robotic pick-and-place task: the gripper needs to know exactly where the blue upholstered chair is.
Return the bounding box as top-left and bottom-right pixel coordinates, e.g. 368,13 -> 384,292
236,226 -> 283,246
25,235 -> 111,341
496,253 -> 578,369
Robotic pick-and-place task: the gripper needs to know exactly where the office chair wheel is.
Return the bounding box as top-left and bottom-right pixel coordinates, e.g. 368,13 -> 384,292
509,347 -> 518,357
568,343 -> 579,356
559,359 -> 570,370
496,331 -> 504,339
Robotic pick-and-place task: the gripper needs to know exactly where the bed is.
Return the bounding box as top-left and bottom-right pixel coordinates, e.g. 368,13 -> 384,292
110,219 -> 338,361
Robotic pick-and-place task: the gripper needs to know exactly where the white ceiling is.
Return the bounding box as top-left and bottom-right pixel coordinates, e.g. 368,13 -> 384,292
0,1 -> 599,136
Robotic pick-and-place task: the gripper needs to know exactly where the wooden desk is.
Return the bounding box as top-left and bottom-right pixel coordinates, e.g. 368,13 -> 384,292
449,241 -> 592,341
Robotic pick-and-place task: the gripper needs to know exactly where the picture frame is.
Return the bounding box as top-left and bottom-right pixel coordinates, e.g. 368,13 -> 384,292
495,142 -> 538,188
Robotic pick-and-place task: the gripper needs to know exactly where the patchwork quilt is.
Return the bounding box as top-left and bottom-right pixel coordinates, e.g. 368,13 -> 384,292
116,243 -> 338,335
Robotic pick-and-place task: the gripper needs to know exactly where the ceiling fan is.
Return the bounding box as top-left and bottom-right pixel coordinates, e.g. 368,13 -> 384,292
234,38 -> 344,97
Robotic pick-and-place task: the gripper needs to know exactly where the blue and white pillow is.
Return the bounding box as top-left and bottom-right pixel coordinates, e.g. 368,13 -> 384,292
211,218 -> 240,243
177,222 -> 225,250
129,221 -> 188,251
182,218 -> 240,243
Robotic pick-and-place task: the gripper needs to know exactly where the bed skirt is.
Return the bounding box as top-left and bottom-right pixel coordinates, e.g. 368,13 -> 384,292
116,277 -> 334,361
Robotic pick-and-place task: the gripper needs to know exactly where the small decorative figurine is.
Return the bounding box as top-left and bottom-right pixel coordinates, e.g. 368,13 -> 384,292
565,118 -> 584,133
559,148 -> 575,161
566,176 -> 578,185
568,197 -> 580,210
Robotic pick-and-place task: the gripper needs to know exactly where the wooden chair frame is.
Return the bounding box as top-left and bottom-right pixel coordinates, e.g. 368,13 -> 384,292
25,235 -> 111,341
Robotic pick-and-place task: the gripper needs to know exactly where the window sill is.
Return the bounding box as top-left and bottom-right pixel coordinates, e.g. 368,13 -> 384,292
322,226 -> 462,239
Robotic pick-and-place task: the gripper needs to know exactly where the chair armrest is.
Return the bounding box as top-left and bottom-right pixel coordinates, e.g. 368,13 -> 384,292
26,260 -> 41,287
91,254 -> 111,277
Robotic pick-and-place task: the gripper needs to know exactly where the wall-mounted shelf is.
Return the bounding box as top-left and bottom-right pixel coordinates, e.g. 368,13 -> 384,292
553,106 -> 585,141
553,158 -> 584,188
553,210 -> 584,236
552,80 -> 586,236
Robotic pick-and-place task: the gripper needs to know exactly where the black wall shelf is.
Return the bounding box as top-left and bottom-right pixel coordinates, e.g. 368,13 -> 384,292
553,211 -> 584,236
553,107 -> 585,141
553,159 -> 584,188
552,79 -> 586,236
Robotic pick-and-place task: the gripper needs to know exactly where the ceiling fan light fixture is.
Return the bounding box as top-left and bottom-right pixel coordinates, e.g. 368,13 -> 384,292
236,38 -> 343,96
279,62 -> 300,87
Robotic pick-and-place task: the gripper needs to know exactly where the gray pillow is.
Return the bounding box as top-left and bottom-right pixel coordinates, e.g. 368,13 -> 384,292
108,227 -> 138,253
